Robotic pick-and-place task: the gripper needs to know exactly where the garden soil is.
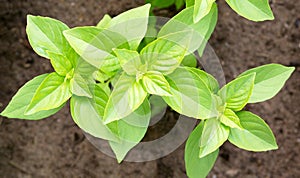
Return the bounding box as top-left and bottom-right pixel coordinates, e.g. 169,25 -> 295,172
0,0 -> 299,177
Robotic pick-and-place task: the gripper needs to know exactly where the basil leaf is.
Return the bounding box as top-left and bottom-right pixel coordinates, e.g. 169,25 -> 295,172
25,72 -> 72,115
163,67 -> 217,119
181,54 -> 197,68
194,0 -> 216,23
238,64 -> 295,103
63,27 -> 129,68
70,93 -> 118,142
98,55 -> 121,77
141,30 -> 199,75
103,73 -> 147,124
220,108 -> 243,129
47,51 -> 73,76
142,71 -> 172,96
107,4 -> 151,50
175,0 -> 185,9
218,73 -> 255,111
158,3 -> 218,56
186,0 -> 195,7
74,55 -> 98,76
113,48 -> 142,75
109,99 -> 151,163
70,73 -> 93,98
26,15 -> 70,59
199,118 -> 229,158
185,121 -> 219,178
1,74 -> 63,120
225,0 -> 274,21
96,14 -> 112,28
228,111 -> 278,151
189,67 -> 219,94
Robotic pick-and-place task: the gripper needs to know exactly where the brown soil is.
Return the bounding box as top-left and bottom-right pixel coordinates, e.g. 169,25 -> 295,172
0,0 -> 299,178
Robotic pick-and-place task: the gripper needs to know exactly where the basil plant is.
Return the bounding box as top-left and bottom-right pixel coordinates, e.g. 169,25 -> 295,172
1,2 -> 294,178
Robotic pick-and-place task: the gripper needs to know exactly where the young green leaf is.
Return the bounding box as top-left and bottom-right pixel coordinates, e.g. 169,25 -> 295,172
194,0 -> 216,23
73,55 -> 98,76
25,72 -> 72,115
47,51 -> 73,76
158,3 -> 218,56
199,118 -> 229,158
63,27 -> 129,68
181,54 -> 197,68
70,94 -> 118,142
188,67 -> 219,94
113,48 -> 142,75
96,14 -> 112,28
107,4 -> 151,50
225,0 -> 274,22
228,111 -> 278,151
141,30 -> 201,75
163,67 -> 217,119
109,99 -> 151,163
175,0 -> 185,9
186,0 -> 195,7
70,74 -> 93,98
103,73 -> 147,124
238,64 -> 295,103
26,15 -> 70,59
99,55 -> 122,78
185,121 -> 219,178
142,71 -> 172,96
218,73 -> 255,111
220,109 -> 243,129
1,74 -> 64,120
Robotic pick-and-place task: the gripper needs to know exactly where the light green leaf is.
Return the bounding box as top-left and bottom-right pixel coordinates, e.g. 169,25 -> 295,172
103,73 -> 147,124
47,51 -> 73,76
70,92 -> 118,142
181,54 -> 197,68
96,14 -> 112,28
158,3 -> 218,56
189,67 -> 219,94
142,71 -> 172,96
99,55 -> 122,77
25,72 -> 72,115
63,27 -> 128,68
175,0 -> 185,9
113,48 -> 142,75
107,4 -> 151,50
220,109 -> 243,129
186,0 -> 195,7
218,73 -> 255,111
194,0 -> 216,23
225,0 -> 274,21
163,67 -> 217,119
229,111 -> 278,151
74,55 -> 98,76
70,74 -> 93,98
238,64 -> 295,103
141,30 -> 200,75
199,118 -> 229,158
185,121 -> 219,178
109,99 -> 151,163
26,15 -> 70,59
93,70 -> 111,83
1,74 -> 64,120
